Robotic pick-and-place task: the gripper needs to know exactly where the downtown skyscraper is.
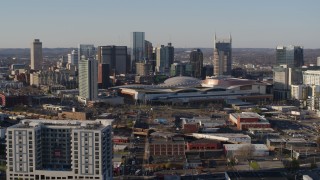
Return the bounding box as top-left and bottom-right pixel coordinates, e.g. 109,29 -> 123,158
190,49 -> 203,78
213,34 -> 232,76
97,46 -> 128,75
78,44 -> 95,63
276,45 -> 304,68
79,57 -> 98,101
131,32 -> 145,73
30,39 -> 43,71
156,43 -> 174,75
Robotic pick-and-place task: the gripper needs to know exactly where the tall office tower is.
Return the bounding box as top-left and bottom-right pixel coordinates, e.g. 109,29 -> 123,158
213,34 -> 232,76
97,46 -> 128,74
79,57 -> 98,101
136,62 -> 152,76
156,43 -> 174,74
6,119 -> 113,180
131,32 -> 145,73
78,44 -> 95,62
98,63 -> 110,89
189,49 -> 203,78
145,40 -> 153,60
68,49 -> 79,66
30,39 -> 43,70
276,45 -> 304,68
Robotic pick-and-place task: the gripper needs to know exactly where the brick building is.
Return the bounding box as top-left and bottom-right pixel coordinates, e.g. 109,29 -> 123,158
149,137 -> 185,156
0,93 -> 28,107
229,112 -> 271,130
186,139 -> 221,151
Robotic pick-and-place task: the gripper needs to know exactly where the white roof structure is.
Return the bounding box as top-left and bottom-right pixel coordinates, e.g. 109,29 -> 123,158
191,133 -> 251,144
224,144 -> 269,151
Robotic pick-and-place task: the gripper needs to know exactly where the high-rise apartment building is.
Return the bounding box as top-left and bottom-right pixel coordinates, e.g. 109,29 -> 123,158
78,44 -> 95,62
131,32 -> 145,73
79,57 -> 98,101
145,40 -> 153,60
68,49 -> 79,66
6,119 -> 113,180
31,39 -> 43,70
97,46 -> 128,74
190,49 -> 203,78
213,35 -> 232,76
156,43 -> 174,74
276,45 -> 304,68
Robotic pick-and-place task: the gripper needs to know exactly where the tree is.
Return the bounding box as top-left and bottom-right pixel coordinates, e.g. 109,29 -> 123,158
237,144 -> 255,161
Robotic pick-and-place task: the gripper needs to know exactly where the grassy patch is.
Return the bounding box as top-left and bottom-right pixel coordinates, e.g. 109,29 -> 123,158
250,161 -> 260,170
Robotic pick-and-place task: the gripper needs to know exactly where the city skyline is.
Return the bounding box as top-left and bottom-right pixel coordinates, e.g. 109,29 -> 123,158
0,0 -> 319,48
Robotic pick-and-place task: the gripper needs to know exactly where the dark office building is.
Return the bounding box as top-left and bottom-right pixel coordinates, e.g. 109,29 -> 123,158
190,49 -> 203,78
97,46 -> 128,75
98,64 -> 110,89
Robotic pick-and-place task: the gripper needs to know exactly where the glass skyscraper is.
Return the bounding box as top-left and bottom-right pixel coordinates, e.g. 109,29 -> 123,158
78,44 -> 95,63
131,32 -> 145,73
276,45 -> 304,68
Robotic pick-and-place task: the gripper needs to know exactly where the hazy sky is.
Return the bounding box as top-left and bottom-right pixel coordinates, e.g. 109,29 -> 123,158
0,0 -> 319,48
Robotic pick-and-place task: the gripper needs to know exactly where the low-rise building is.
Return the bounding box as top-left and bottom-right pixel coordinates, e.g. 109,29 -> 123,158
186,139 -> 221,151
42,104 -> 67,111
225,171 -> 287,180
0,93 -> 29,107
149,137 -> 185,156
224,144 -> 269,157
112,136 -> 129,144
229,112 -> 271,130
191,133 -> 251,144
266,139 -> 286,148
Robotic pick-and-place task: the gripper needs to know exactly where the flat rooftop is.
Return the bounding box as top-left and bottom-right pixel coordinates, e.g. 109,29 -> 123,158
268,139 -> 286,143
8,119 -> 113,130
224,144 -> 269,151
231,112 -> 261,119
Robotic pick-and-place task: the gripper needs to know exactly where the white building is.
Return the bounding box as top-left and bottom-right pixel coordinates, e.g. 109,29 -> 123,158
303,70 -> 320,85
6,119 -> 113,180
68,49 -> 78,66
291,84 -> 308,100
42,104 -> 66,111
191,133 -> 251,144
224,144 -> 269,157
79,58 -> 98,101
31,39 -> 43,71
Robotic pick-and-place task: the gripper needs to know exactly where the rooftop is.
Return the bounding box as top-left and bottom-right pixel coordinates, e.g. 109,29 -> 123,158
226,171 -> 287,179
8,119 -> 113,130
224,144 -> 269,151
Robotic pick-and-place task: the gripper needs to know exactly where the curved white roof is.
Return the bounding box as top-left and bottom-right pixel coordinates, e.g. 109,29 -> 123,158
162,76 -> 202,87
116,76 -> 202,89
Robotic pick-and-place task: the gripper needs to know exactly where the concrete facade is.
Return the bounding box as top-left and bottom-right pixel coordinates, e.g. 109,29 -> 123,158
6,119 -> 113,180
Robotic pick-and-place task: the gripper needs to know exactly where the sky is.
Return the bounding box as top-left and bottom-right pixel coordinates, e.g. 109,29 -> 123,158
0,0 -> 319,48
